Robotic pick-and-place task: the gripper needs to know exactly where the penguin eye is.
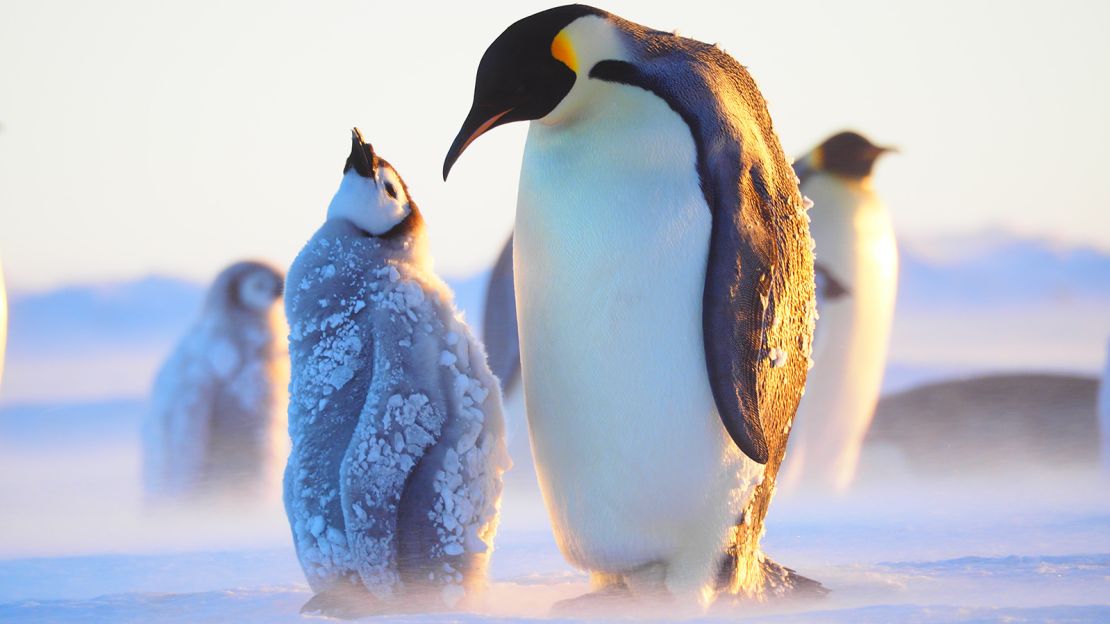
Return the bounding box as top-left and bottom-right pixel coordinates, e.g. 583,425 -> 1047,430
384,181 -> 398,199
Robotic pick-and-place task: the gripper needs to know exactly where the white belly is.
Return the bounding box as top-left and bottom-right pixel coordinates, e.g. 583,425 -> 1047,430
780,174 -> 898,492
514,83 -> 761,577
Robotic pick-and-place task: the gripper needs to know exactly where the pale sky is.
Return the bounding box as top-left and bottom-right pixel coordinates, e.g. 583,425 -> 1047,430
1,0 -> 1108,291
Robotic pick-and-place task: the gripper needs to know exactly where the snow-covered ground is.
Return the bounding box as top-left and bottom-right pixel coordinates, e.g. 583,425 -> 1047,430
1,231 -> 1108,621
0,398 -> 1107,622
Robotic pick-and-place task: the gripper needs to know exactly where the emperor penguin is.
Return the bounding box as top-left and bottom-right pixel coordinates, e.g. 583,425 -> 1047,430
444,5 -> 817,607
777,131 -> 898,494
283,130 -> 509,616
481,237 -> 536,492
142,260 -> 289,502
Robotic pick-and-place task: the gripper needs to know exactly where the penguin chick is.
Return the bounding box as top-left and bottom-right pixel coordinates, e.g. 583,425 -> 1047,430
142,260 -> 288,503
283,129 -> 509,617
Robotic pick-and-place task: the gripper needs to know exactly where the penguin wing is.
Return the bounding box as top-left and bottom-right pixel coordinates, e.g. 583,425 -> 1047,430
814,262 -> 850,305
482,236 -> 521,394
591,39 -> 814,465
810,262 -> 850,361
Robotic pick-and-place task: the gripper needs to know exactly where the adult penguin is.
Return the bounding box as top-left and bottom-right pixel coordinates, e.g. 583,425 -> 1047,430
778,131 -> 898,493
444,5 -> 816,607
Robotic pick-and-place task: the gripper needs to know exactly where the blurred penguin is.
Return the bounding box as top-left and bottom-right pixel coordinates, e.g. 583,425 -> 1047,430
778,131 -> 897,494
142,260 -> 288,503
481,237 -> 536,493
283,130 -> 508,616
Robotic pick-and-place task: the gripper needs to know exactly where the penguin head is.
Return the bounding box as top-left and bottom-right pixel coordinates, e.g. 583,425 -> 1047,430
802,131 -> 895,180
208,261 -> 284,315
327,128 -> 419,237
443,4 -> 618,179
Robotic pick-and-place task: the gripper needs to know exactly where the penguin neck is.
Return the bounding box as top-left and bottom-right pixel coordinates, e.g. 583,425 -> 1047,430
525,78 -> 692,184
326,170 -> 411,236
814,171 -> 877,197
540,15 -> 631,128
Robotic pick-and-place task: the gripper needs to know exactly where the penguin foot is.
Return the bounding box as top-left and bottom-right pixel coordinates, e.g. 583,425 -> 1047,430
550,581 -> 633,618
759,558 -> 828,599
300,587 -> 379,619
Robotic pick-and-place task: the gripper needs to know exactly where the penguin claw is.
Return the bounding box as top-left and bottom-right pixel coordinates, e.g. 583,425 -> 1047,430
300,587 -> 378,619
759,558 -> 829,600
550,584 -> 633,618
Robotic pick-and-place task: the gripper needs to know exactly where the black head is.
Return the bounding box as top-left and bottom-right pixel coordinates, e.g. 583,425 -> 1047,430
816,131 -> 895,179
443,4 -> 604,179
345,127 -> 378,178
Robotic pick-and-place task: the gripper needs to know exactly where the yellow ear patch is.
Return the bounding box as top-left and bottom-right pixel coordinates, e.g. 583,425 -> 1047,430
551,30 -> 577,72
811,146 -> 825,171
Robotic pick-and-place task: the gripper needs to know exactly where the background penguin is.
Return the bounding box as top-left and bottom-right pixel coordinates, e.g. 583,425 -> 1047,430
481,236 -> 537,493
142,260 -> 288,502
777,131 -> 898,494
444,5 -> 817,607
283,130 -> 509,617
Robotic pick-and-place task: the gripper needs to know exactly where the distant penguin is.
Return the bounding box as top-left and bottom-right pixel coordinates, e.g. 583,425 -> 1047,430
142,260 -> 288,502
778,131 -> 898,493
283,130 -> 508,616
1100,339 -> 1110,475
445,6 -> 817,606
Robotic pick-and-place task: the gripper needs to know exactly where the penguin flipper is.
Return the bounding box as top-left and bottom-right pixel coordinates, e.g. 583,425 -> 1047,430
591,51 -> 813,466
482,236 -> 521,394
814,262 -> 850,304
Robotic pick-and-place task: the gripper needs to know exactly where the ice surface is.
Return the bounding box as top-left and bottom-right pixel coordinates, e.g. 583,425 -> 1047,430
2,397 -> 1109,621
3,229 -> 1110,620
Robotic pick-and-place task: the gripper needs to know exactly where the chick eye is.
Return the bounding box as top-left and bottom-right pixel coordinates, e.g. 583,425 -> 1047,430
384,181 -> 398,199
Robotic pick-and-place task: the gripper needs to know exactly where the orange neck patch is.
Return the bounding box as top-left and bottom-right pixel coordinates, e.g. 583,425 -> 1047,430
551,31 -> 577,72
811,146 -> 826,172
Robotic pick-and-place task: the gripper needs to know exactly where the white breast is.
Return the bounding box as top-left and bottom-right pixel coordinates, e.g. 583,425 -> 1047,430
779,173 -> 898,493
514,80 -> 761,579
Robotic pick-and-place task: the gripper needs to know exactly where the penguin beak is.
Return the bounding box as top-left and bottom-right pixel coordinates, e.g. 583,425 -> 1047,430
443,106 -> 513,180
349,127 -> 377,178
